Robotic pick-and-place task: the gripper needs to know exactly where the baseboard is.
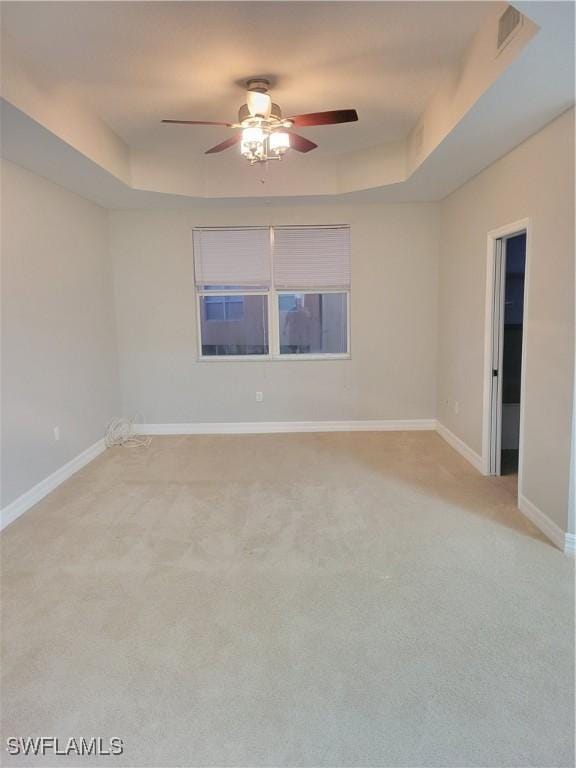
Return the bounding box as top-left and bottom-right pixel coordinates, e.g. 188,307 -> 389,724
434,421 -> 483,473
517,494 -> 570,553
435,423 -> 573,555
134,419 -> 437,436
0,438 -> 106,531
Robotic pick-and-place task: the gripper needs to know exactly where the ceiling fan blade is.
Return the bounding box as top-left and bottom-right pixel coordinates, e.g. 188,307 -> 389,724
287,109 -> 358,127
288,133 -> 318,153
162,119 -> 234,127
205,134 -> 242,154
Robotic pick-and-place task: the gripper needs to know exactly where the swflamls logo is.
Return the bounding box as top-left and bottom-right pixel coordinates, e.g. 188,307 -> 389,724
6,737 -> 124,757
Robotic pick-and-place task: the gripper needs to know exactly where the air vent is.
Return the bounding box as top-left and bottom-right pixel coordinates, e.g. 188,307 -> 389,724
497,5 -> 523,52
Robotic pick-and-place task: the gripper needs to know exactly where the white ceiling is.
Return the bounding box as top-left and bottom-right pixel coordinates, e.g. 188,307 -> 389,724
1,1 -> 494,156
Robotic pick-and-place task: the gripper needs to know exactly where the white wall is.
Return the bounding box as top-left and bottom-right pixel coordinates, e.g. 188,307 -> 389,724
438,109 -> 575,531
109,203 -> 439,424
1,160 -> 120,507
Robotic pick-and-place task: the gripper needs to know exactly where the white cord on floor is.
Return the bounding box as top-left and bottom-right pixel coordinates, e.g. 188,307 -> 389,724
105,418 -> 151,448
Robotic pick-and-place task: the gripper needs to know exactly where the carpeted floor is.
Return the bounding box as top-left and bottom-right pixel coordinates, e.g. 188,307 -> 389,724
1,432 -> 574,767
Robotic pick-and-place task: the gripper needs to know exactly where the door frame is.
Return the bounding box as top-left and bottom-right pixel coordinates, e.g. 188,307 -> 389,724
481,219 -> 531,496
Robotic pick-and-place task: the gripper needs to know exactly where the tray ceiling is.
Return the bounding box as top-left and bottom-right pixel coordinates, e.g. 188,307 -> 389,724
1,1 -> 493,156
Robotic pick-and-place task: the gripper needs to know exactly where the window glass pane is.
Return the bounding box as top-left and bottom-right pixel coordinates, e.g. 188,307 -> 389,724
279,293 -> 347,355
204,296 -> 225,321
225,296 -> 244,321
200,295 -> 268,356
203,296 -> 245,321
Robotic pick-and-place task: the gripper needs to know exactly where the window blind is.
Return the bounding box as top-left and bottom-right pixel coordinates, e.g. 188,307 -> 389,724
193,228 -> 271,288
272,226 -> 351,289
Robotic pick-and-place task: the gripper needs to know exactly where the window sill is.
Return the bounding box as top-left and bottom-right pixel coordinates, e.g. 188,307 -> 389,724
197,354 -> 351,363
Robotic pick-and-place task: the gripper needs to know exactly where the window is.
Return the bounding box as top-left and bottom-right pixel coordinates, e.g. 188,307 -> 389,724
193,226 -> 350,359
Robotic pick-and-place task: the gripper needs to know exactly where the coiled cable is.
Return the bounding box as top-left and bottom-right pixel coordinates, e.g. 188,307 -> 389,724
105,418 -> 151,448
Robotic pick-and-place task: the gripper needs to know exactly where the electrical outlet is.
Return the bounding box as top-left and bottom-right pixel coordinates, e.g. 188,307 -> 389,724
454,401 -> 459,415
53,426 -> 60,441
256,391 -> 263,402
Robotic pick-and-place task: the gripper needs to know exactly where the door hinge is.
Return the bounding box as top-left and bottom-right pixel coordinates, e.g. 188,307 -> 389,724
493,369 -> 498,377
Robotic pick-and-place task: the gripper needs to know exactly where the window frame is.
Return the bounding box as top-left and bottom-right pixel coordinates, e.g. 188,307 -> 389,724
194,226 -> 351,362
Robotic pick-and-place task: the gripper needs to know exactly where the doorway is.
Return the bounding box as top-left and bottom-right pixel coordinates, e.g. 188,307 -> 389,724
483,220 -> 530,485
500,233 -> 526,475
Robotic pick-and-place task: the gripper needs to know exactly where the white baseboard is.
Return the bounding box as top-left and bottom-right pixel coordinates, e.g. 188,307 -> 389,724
434,423 -> 573,555
435,421 -> 484,473
562,533 -> 575,557
517,494 -> 570,553
134,419 -> 437,436
0,438 -> 106,531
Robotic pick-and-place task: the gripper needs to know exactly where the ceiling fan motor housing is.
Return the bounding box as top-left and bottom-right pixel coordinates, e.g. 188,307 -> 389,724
246,78 -> 270,93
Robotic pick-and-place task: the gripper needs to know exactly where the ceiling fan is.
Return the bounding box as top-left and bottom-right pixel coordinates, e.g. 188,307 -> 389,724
162,78 -> 358,164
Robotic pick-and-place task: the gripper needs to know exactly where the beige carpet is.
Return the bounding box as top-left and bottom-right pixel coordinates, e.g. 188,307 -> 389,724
1,432 -> 574,767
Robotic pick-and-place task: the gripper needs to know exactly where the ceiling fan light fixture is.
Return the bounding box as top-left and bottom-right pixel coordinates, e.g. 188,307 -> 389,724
246,90 -> 272,118
269,131 -> 290,155
241,126 -> 265,161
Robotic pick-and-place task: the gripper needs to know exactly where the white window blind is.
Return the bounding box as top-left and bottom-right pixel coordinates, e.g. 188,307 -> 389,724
273,226 -> 351,289
193,228 -> 271,287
